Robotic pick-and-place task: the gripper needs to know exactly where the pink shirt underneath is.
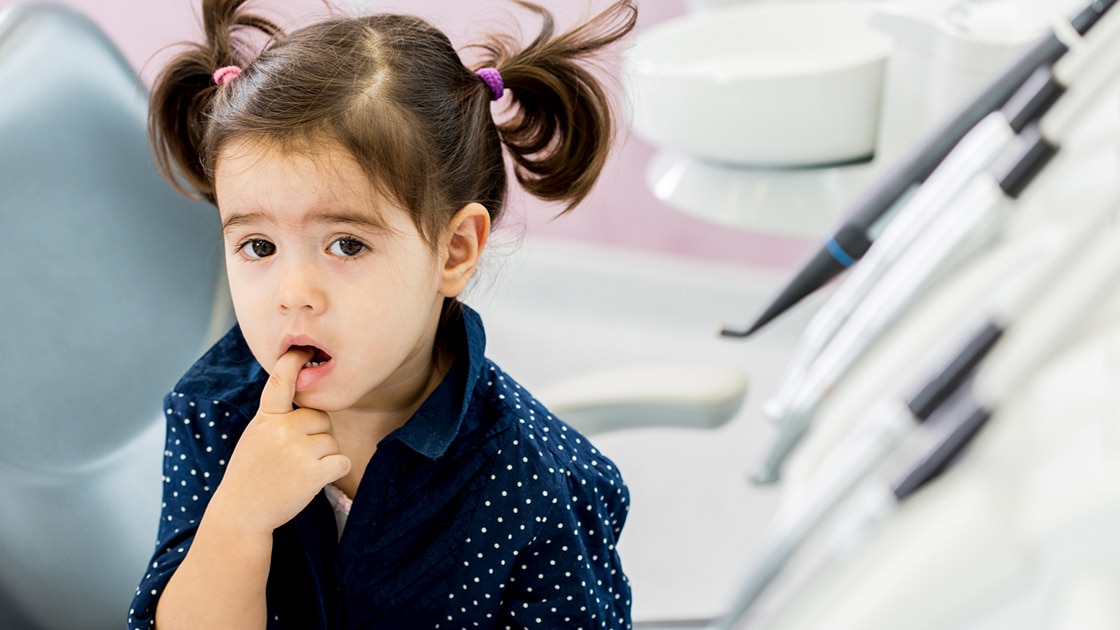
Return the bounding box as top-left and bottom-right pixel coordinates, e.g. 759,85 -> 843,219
323,484 -> 352,539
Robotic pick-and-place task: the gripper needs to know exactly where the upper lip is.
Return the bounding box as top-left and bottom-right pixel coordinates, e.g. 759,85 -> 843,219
279,334 -> 333,362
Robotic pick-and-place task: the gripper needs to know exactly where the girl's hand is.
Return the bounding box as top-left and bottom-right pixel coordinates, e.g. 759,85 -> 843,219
211,347 -> 352,535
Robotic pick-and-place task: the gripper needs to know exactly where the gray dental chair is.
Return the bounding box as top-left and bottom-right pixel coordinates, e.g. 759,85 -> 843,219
0,3 -> 228,628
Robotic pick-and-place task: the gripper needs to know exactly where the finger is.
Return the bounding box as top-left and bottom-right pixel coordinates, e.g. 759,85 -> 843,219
289,408 -> 333,436
304,432 -> 342,460
318,454 -> 352,485
260,347 -> 314,414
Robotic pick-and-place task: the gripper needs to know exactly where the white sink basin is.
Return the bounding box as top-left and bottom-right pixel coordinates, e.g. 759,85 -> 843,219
625,1 -> 894,167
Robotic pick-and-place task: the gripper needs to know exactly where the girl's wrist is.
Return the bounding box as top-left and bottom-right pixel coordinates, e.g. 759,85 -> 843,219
203,486 -> 277,544
156,487 -> 274,629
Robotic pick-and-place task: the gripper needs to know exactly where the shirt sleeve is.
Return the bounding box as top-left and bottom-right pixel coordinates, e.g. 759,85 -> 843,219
127,392 -> 242,629
499,451 -> 632,630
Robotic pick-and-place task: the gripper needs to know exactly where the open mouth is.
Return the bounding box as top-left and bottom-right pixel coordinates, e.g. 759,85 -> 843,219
290,344 -> 333,368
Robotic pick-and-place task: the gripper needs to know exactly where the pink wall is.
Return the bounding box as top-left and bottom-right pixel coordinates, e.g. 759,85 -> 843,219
0,0 -> 811,268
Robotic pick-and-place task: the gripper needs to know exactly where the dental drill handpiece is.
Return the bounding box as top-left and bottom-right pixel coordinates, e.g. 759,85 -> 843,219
714,309 -> 1005,630
788,205 -> 1120,609
890,202 -> 1120,501
762,4 -> 1120,422
761,4 -> 1120,428
754,173 -> 1012,485
721,0 -> 1117,339
761,115 -> 1015,422
718,191 -> 1120,630
753,25 -> 1120,485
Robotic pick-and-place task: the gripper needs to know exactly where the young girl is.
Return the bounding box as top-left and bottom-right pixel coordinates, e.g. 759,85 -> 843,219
127,0 -> 637,628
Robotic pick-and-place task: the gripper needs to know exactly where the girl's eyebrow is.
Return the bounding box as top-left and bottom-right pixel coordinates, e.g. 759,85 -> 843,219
305,211 -> 391,233
221,210 -> 391,233
221,211 -> 266,233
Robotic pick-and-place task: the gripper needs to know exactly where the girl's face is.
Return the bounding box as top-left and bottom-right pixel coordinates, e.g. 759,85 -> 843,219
214,138 -> 450,415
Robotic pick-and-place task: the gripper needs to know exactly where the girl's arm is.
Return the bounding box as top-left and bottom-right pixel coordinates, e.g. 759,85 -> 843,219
498,458 -> 632,629
151,348 -> 350,629
154,500 -> 273,629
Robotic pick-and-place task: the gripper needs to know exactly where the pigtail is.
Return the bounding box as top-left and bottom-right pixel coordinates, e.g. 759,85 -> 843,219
474,1 -> 638,213
148,0 -> 283,202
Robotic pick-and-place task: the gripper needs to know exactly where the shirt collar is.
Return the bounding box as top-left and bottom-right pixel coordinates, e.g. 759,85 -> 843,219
384,302 -> 487,460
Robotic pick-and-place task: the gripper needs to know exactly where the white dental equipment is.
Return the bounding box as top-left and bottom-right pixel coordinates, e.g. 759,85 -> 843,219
713,178 -> 1120,628
753,5 -> 1120,483
726,0 -> 1117,339
763,0 -> 1120,425
747,193 -> 1120,630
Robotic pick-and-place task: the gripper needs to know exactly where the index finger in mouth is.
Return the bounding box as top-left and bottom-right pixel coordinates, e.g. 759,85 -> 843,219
260,346 -> 314,414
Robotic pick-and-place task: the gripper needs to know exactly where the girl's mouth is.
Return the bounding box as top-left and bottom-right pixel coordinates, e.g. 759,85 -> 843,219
282,339 -> 336,391
290,344 -> 333,368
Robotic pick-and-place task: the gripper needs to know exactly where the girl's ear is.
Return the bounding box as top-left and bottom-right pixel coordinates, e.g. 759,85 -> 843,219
439,202 -> 491,298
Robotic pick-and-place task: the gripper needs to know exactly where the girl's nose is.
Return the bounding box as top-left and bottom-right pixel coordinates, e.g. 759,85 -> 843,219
277,259 -> 327,314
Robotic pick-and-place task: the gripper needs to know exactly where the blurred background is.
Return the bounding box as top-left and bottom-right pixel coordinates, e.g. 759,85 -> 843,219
3,0 -> 1119,628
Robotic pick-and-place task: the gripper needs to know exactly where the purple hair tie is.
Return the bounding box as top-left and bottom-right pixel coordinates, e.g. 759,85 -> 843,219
476,67 -> 504,101
212,65 -> 242,87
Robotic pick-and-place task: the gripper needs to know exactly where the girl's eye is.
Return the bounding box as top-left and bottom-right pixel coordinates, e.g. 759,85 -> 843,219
241,239 -> 276,259
329,238 -> 367,257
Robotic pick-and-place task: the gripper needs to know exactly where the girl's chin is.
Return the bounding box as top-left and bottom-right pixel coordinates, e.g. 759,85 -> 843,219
292,390 -> 349,413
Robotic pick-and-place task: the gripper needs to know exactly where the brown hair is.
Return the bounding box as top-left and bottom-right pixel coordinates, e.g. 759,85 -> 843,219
149,0 -> 637,248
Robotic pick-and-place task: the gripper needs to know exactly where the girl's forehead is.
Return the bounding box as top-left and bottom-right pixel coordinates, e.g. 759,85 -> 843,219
214,136 -> 396,225
216,136 -> 359,185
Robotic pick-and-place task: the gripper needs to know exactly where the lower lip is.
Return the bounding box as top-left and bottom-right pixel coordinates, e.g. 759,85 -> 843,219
296,360 -> 334,391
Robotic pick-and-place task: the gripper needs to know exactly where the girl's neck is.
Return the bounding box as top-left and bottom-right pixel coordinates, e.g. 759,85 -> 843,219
326,345 -> 453,499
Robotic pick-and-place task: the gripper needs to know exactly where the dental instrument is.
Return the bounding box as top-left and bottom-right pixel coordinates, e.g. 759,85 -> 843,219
890,210 -> 1120,501
712,184 -> 1120,630
754,204 -> 1120,630
713,331 -> 999,628
761,0 -> 1120,423
721,0 -> 1117,339
752,10 -> 1120,484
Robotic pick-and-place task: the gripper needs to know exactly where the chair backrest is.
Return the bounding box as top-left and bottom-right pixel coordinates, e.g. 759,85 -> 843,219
0,3 -> 228,627
0,2 -> 224,474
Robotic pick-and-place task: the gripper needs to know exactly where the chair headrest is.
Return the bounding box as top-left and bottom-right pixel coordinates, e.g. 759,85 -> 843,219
0,3 -> 225,474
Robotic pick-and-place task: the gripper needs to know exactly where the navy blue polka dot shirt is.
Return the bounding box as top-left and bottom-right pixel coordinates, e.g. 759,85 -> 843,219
128,304 -> 632,629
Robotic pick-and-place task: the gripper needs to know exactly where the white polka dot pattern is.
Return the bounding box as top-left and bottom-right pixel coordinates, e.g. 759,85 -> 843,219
128,395 -> 233,629
128,311 -> 632,629
438,365 -> 632,630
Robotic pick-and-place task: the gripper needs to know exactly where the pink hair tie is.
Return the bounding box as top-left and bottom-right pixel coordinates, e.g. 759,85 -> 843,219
212,65 -> 242,87
476,67 -> 504,101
